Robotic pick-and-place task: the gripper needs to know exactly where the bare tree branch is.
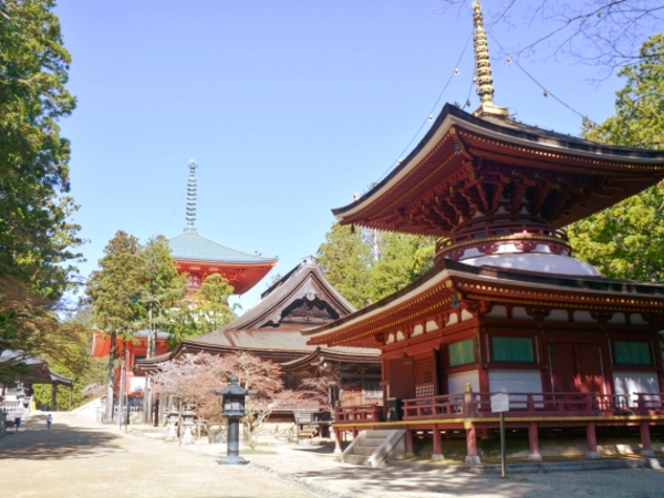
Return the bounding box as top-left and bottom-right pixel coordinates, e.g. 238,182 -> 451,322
437,0 -> 664,75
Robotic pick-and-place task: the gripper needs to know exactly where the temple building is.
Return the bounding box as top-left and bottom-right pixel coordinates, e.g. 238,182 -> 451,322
135,257 -> 381,409
305,1 -> 664,463
0,351 -> 73,416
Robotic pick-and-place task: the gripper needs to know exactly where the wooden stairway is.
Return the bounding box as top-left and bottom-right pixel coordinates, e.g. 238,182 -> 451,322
341,429 -> 405,467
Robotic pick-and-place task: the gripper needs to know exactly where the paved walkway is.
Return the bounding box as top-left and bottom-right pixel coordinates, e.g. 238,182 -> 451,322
2,412 -> 664,498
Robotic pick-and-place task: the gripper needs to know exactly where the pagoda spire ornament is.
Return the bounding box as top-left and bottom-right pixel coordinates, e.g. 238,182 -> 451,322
471,1 -> 509,118
185,159 -> 198,232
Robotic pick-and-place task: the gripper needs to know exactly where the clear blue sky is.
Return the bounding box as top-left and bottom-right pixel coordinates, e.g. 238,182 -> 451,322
55,0 -> 625,311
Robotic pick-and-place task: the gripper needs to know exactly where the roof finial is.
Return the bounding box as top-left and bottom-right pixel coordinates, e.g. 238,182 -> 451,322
185,159 -> 197,231
471,1 -> 509,118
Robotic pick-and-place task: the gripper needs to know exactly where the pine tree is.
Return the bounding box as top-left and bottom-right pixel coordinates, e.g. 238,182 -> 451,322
317,223 -> 372,308
317,222 -> 436,307
568,34 -> 664,281
86,231 -> 145,421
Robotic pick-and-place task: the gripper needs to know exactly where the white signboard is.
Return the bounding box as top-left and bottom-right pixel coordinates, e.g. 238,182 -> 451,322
491,392 -> 510,412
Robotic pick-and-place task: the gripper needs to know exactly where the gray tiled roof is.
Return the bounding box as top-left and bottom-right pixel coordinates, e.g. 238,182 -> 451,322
168,227 -> 276,264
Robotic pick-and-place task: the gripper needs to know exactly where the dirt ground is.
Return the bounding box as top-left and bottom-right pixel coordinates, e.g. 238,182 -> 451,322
2,412 -> 664,498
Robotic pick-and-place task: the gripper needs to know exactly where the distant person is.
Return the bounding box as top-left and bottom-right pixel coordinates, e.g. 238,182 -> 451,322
14,416 -> 21,432
46,413 -> 52,430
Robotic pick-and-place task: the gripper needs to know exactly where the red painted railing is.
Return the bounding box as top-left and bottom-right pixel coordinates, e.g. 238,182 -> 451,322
635,392 -> 664,413
335,392 -> 664,423
335,404 -> 382,422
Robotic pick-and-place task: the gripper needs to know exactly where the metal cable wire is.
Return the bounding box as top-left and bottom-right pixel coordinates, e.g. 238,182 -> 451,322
373,31 -> 473,185
485,28 -> 593,123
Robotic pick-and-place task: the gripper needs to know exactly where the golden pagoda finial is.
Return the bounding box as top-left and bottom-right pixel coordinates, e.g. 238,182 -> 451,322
471,1 -> 509,118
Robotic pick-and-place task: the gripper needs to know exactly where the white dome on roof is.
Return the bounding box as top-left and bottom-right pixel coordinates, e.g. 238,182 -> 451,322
462,253 -> 601,277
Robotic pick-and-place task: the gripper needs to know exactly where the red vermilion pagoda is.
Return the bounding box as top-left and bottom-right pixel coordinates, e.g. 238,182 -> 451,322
169,160 -> 277,295
92,160 -> 277,399
306,2 -> 664,463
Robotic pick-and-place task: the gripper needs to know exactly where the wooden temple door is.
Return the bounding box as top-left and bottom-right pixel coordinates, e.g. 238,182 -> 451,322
386,357 -> 415,400
549,342 -> 605,394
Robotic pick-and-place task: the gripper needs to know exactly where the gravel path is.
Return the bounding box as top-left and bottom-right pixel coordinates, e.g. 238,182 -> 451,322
2,412 -> 664,498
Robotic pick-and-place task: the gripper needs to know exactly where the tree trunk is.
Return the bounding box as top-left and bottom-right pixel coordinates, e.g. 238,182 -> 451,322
118,341 -> 127,430
143,305 -> 154,424
105,331 -> 116,422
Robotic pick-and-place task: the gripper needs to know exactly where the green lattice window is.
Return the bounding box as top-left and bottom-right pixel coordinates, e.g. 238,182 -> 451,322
492,337 -> 534,362
613,341 -> 651,366
449,339 -> 474,367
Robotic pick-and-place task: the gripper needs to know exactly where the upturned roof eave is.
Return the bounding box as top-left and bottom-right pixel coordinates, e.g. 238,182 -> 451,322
305,258 -> 664,347
332,104 -> 664,222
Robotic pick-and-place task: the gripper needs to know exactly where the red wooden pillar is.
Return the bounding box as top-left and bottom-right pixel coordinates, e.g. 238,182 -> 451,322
405,428 -> 414,457
586,422 -> 599,458
465,423 -> 480,465
640,421 -> 655,457
432,426 -> 443,460
351,428 -> 358,439
528,422 -> 542,460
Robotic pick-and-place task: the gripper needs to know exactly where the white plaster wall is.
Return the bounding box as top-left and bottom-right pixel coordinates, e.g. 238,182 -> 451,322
613,371 -> 661,407
448,370 -> 479,394
485,305 -> 507,318
489,369 -> 543,408
573,310 -> 594,323
545,309 -> 568,321
512,307 -> 530,320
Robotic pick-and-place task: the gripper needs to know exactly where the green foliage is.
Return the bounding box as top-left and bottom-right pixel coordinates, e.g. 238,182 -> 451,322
0,0 -> 80,289
0,0 -> 83,381
568,34 -> 664,281
31,308 -> 100,409
317,222 -> 436,307
317,223 -> 372,308
196,273 -> 237,331
168,273 -> 238,347
139,236 -> 187,356
368,232 -> 436,302
582,34 -> 664,148
86,230 -> 145,418
86,231 -> 146,339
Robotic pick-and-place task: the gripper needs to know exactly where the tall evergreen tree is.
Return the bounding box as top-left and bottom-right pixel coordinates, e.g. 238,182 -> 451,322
317,223 -> 372,308
568,34 -> 664,281
196,273 -> 237,334
86,231 -> 145,421
140,236 -> 187,357
368,232 -> 436,302
138,236 -> 187,422
317,222 -> 436,307
0,0 -> 82,379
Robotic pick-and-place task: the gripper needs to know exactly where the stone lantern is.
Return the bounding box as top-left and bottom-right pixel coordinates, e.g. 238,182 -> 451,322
214,375 -> 249,465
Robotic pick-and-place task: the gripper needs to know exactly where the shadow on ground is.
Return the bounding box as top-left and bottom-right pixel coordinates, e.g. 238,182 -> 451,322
0,414 -> 123,460
292,465 -> 553,497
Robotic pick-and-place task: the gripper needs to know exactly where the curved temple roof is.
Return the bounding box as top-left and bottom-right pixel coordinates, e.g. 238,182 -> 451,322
333,105 -> 664,237
169,227 -> 277,265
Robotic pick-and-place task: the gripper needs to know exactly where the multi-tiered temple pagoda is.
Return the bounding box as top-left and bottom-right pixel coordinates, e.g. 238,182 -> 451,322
306,1 -> 664,463
93,160 -> 277,399
169,160 -> 277,295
